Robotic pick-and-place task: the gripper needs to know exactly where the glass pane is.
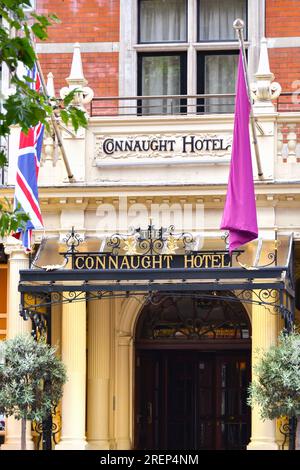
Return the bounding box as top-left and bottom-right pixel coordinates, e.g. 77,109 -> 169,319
137,293 -> 250,338
199,0 -> 247,41
141,55 -> 182,115
204,54 -> 238,113
140,0 -> 187,43
220,422 -> 248,450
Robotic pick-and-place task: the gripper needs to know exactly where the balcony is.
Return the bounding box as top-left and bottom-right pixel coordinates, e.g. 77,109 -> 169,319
85,96 -> 238,186
89,92 -> 300,117
89,94 -> 237,117
4,92 -> 300,189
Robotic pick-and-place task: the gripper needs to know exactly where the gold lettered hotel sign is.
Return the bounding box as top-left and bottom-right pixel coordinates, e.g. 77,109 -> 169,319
73,252 -> 232,270
94,133 -> 233,164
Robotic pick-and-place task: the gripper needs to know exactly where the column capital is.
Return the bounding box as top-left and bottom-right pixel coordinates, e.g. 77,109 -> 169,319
4,237 -> 29,260
117,333 -> 132,346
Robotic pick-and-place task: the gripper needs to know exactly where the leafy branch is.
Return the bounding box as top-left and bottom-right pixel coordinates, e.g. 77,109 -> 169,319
0,334 -> 67,450
248,330 -> 300,420
0,1 -> 88,238
0,198 -> 29,238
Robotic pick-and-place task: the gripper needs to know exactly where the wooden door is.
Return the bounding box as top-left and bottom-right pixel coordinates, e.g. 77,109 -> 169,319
135,349 -> 251,450
215,353 -> 251,450
165,353 -> 196,449
135,350 -> 160,450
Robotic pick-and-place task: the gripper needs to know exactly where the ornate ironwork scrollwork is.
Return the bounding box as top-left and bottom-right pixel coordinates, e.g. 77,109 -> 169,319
279,417 -> 297,451
106,232 -> 125,255
237,290 -> 253,302
234,289 -> 280,310
19,293 -> 51,339
63,226 -> 83,254
254,289 -> 278,303
221,231 -> 229,250
32,404 -> 62,450
106,223 -> 195,256
281,307 -> 294,333
137,293 -> 251,341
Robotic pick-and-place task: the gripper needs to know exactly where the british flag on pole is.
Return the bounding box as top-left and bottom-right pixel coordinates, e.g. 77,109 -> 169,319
13,65 -> 44,251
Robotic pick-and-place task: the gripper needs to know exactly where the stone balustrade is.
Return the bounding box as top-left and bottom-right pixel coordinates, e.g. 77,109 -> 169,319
277,120 -> 300,163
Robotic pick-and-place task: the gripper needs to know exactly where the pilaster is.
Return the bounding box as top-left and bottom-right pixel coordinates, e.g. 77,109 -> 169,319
247,294 -> 279,450
115,334 -> 132,450
86,297 -> 111,450
56,293 -> 87,450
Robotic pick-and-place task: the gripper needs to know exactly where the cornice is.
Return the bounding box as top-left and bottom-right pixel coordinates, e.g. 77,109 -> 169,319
2,181 -> 300,195
2,182 -> 300,212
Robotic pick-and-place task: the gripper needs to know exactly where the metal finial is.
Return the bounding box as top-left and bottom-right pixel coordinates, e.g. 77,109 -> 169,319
233,18 -> 245,30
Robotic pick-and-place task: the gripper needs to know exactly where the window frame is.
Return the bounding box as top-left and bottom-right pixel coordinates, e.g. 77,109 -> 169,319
197,49 -> 239,113
119,0 -> 264,109
137,51 -> 187,114
197,49 -> 240,93
197,0 -> 248,43
138,0 -> 188,44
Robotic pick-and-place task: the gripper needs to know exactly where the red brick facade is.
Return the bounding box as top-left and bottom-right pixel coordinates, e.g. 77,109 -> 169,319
269,48 -> 300,91
37,0 -> 120,97
37,0 -> 120,42
266,0 -> 300,98
39,52 -> 119,98
36,1 -> 300,101
266,0 -> 300,37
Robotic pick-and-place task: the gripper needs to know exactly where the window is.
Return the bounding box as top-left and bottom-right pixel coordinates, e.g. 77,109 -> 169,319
198,0 -> 247,41
138,52 -> 187,115
136,294 -> 251,341
139,0 -> 187,43
197,51 -> 239,113
128,0 -> 255,115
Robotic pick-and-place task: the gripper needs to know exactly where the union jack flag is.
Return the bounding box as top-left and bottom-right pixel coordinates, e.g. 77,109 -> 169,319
13,65 -> 44,251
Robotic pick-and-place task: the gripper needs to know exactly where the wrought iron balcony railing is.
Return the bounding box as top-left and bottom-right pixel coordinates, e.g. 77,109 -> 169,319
89,92 -> 300,118
89,93 -> 236,117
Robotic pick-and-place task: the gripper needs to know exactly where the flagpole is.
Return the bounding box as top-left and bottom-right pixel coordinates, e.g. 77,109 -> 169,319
30,46 -> 75,182
233,19 -> 264,179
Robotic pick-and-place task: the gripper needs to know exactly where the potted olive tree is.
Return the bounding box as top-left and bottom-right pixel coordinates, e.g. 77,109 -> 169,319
0,334 -> 67,450
248,331 -> 300,450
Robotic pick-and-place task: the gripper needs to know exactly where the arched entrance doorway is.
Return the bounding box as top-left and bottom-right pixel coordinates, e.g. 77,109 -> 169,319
134,292 -> 251,450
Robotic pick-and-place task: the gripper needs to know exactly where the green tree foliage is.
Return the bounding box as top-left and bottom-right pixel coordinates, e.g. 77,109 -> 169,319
0,1 -> 88,236
0,334 -> 67,449
0,198 -> 29,237
248,331 -> 300,420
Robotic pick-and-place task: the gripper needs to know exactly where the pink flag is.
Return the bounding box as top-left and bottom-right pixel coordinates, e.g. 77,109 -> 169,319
220,52 -> 258,253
